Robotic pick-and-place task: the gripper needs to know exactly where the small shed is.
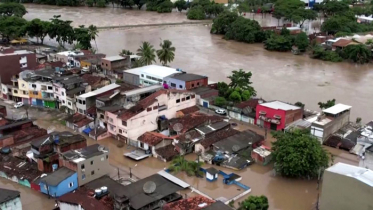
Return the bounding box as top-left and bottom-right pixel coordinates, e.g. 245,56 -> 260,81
251,146 -> 272,165
205,167 -> 219,182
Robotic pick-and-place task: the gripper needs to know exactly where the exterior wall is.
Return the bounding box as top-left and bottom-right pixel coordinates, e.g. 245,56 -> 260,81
80,60 -> 92,68
166,77 -> 186,90
284,109 -> 303,125
101,58 -> 126,72
0,52 -> 36,85
55,54 -> 68,63
0,135 -> 15,147
311,111 -> 350,141
75,152 -> 109,186
123,72 -> 140,86
185,78 -> 208,90
320,170 -> 373,210
255,105 -> 302,131
54,83 -> 68,107
106,111 -> 118,136
58,202 -> 81,210
0,197 -> 22,210
39,172 -> 78,197
360,151 -> 373,170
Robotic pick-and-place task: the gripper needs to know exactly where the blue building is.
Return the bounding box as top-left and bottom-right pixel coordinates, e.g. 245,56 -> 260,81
205,167 -> 219,182
39,167 -> 78,197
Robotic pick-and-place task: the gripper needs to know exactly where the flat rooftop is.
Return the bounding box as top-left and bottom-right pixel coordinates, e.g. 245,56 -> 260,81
168,73 -> 207,82
77,83 -> 120,99
61,144 -> 108,162
122,85 -> 162,96
102,55 -> 125,61
323,103 -> 351,115
326,162 -> 373,187
260,101 -> 300,111
125,65 -> 179,78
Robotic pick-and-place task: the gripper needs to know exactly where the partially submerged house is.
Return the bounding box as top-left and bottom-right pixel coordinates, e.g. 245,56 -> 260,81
65,113 -> 94,133
163,195 -> 215,210
227,98 -> 263,124
39,167 -> 78,197
0,188 -> 21,210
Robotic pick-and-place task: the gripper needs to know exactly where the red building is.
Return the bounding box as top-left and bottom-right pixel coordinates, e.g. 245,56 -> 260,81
255,101 -> 303,131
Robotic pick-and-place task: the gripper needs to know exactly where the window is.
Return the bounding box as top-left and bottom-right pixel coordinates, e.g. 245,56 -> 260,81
13,90 -> 18,94
55,87 -> 58,91
171,83 -> 176,87
122,121 -> 127,126
91,160 -> 94,165
186,96 -> 190,100
83,110 -> 86,114
176,99 -> 180,103
106,64 -> 108,66
81,164 -> 85,169
140,142 -> 144,148
23,91 -> 27,95
82,174 -> 86,180
141,74 -> 144,77
32,84 -> 36,88
91,170 -> 95,175
153,106 -> 158,110
82,100 -> 85,105
61,92 -> 65,96
33,91 -> 38,95
191,95 -> 195,99
68,182 -> 74,188
102,62 -> 104,65
182,98 -> 185,102
191,84 -> 195,88
197,82 -> 200,86
179,85 -> 183,89
147,107 -> 152,112
48,86 -> 53,90
68,102 -> 72,106
62,100 -> 65,104
119,129 -> 122,133
146,76 -> 151,79
78,109 -> 83,113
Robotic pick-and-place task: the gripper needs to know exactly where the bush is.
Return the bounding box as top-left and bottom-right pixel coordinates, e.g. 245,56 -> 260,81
86,0 -> 94,6
264,35 -> 292,52
97,0 -> 106,7
210,11 -> 238,35
157,0 -> 173,13
294,32 -> 309,52
241,90 -> 252,101
224,17 -> 261,43
214,97 -> 227,107
310,45 -> 342,62
187,6 -> 205,20
174,0 -> 187,12
228,91 -> 242,103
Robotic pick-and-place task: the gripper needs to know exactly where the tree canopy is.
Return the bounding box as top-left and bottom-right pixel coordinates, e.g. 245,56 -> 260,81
272,129 -> 330,178
174,0 -> 187,12
156,40 -> 176,66
0,3 -> 27,17
137,41 -> 156,66
294,32 -> 309,52
0,16 -> 27,41
238,195 -> 269,210
21,18 -> 51,44
210,11 -> 238,35
342,44 -> 372,64
273,0 -> 317,27
48,15 -> 75,47
264,34 -> 292,52
224,16 -> 262,43
228,69 -> 256,95
318,99 -> 336,109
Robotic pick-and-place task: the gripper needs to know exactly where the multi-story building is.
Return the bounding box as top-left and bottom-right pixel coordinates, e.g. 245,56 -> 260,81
76,83 -> 120,116
68,53 -> 106,68
101,55 -> 129,76
255,101 -> 303,131
106,89 -> 197,146
310,104 -> 351,142
123,65 -> 179,86
59,144 -> 110,186
54,51 -> 84,64
320,162 -> 373,210
164,73 -> 208,90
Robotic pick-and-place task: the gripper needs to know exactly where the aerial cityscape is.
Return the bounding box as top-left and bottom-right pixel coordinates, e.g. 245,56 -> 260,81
0,0 -> 372,210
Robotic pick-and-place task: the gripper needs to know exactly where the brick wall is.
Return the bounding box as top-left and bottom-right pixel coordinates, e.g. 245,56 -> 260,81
0,135 -> 14,147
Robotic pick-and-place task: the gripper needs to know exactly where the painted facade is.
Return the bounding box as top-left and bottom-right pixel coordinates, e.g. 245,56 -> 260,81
39,171 -> 78,197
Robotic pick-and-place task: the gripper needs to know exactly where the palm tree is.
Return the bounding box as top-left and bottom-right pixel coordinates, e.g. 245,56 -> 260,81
88,25 -> 99,51
137,41 -> 156,66
344,44 -> 372,64
119,49 -> 133,56
156,40 -> 175,66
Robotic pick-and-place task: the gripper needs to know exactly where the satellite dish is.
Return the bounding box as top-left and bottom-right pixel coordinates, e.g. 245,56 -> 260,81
232,145 -> 240,152
143,181 -> 156,194
173,123 -> 183,134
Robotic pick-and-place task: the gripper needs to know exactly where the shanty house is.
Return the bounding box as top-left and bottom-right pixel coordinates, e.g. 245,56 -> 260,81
39,167 -> 78,197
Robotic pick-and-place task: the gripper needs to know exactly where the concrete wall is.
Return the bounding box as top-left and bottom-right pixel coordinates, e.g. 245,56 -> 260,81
165,77 -> 186,89
58,202 -> 80,210
320,170 -> 373,210
185,78 -> 208,90
74,152 -> 109,186
123,72 -> 140,86
0,135 -> 14,147
0,197 -> 22,210
313,111 -> 350,141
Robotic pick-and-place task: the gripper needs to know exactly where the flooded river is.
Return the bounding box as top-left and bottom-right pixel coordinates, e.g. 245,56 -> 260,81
23,4 -> 373,123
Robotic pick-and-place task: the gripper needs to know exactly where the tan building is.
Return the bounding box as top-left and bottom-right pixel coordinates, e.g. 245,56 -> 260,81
101,55 -> 129,76
320,163 -> 373,210
59,144 -> 110,186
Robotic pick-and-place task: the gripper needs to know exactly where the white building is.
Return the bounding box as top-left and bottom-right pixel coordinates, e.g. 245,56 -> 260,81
123,65 -> 180,86
0,188 -> 22,210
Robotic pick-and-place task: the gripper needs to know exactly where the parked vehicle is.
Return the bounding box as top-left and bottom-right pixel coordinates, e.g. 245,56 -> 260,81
215,109 -> 226,115
14,102 -> 24,109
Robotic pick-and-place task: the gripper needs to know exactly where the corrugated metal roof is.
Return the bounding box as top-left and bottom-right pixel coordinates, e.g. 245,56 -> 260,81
323,104 -> 351,115
157,170 -> 190,188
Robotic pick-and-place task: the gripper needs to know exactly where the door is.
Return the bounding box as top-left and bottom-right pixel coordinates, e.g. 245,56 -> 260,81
270,123 -> 277,130
36,99 -> 43,106
23,98 -> 29,105
203,101 -> 208,108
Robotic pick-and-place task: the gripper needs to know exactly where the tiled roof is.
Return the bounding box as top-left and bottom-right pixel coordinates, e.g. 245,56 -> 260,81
65,113 -> 86,123
324,135 -> 356,151
178,106 -> 200,115
234,99 -> 261,109
81,74 -> 107,86
177,130 -> 202,142
155,144 -> 179,161
0,118 -> 9,126
163,195 -> 215,210
200,128 -> 240,149
75,118 -> 93,128
58,189 -> 111,210
332,39 -> 352,47
86,106 -> 97,115
138,132 -> 173,146
169,113 -> 224,133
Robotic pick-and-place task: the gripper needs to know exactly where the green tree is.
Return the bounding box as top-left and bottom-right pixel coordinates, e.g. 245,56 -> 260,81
227,69 -> 256,95
316,0 -> 349,17
294,101 -> 305,108
48,15 -> 75,47
217,81 -> 229,96
224,17 -> 261,43
310,45 -> 342,62
238,195 -> 269,210
210,11 -> 238,34
120,0 -> 135,8
318,99 -> 336,109
214,96 -> 227,107
88,25 -> 99,51
365,39 -> 373,48
0,3 -> 27,17
294,32 -> 309,52
157,0 -> 173,13
97,0 -> 106,7
22,18 -> 51,44
343,44 -> 372,64
174,0 -> 187,12
272,129 -> 329,178
187,5 -> 205,20
0,16 -> 27,41
204,2 -> 224,17
74,25 -> 92,50
156,39 -> 175,66
229,91 -> 242,103
168,156 -> 203,177
241,90 -> 252,101
134,0 -> 146,9
264,34 -> 292,52
137,41 -> 156,65
119,49 -> 133,56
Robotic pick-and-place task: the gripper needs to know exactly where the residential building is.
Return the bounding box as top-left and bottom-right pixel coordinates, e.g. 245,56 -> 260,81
227,98 -> 264,124
81,74 -> 111,90
76,83 -> 120,116
30,132 -> 87,172
39,166 -> 78,197
111,89 -> 197,146
59,144 -> 110,186
136,132 -> 174,156
163,195 -> 215,210
0,49 -> 37,99
190,86 -> 219,108
361,145 -> 373,170
123,65 -> 179,86
57,188 -> 112,210
251,145 -> 272,166
101,55 -> 129,76
65,113 -> 94,133
68,53 -> 106,68
0,188 -> 22,210
164,73 -> 208,90
320,163 -> 373,210
54,51 -> 84,64
310,104 -> 351,142
256,101 -> 303,131
16,70 -> 34,105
